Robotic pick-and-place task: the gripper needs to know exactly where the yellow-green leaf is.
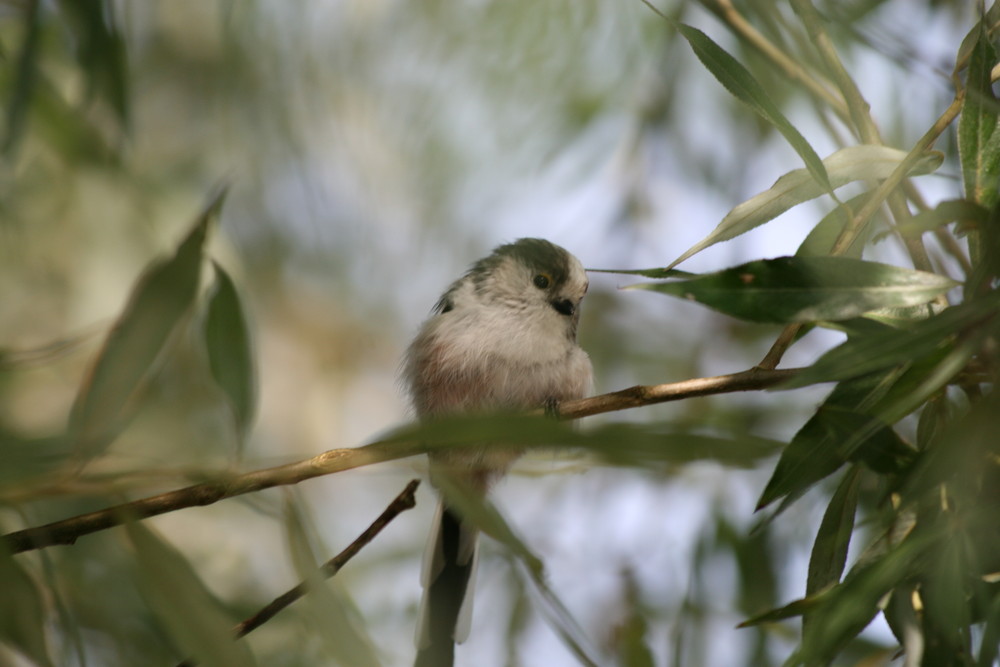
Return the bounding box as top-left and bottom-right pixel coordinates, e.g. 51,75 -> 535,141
669,146 -> 943,269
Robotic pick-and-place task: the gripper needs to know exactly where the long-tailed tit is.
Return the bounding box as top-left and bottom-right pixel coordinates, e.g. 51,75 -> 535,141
404,238 -> 592,667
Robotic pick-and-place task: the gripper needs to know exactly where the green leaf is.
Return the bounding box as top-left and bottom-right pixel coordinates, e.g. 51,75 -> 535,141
958,24 -> 1000,210
796,193 -> 873,259
744,531 -> 931,660
630,256 -> 956,324
874,198 -> 990,241
127,521 -> 257,667
805,467 -> 860,601
69,188 -> 227,456
56,0 -> 130,128
870,335 -> 981,426
0,431 -> 68,493
757,371 -> 911,510
0,548 -> 54,667
675,23 -> 832,194
920,534 -> 973,660
799,533 -> 930,662
916,394 -> 950,451
958,20 -> 1000,273
900,391 -> 1000,505
739,595 -> 820,628
781,294 -> 999,389
382,415 -> 782,468
204,262 -> 257,447
668,146 -> 943,268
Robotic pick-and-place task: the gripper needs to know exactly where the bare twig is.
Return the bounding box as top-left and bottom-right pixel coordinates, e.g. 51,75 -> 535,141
758,325 -> 804,371
241,479 -> 419,636
2,367 -> 801,554
176,480 -> 420,667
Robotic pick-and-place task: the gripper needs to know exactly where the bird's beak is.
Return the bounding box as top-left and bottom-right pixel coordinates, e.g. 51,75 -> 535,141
551,298 -> 576,316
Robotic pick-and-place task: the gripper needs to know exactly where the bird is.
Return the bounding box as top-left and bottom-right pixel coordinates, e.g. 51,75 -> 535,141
403,238 -> 592,667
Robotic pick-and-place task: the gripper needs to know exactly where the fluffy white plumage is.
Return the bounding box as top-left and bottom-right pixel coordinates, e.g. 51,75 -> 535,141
405,239 -> 592,665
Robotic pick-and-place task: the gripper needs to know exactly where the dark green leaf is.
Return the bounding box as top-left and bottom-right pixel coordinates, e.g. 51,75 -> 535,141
869,335 -> 980,425
0,548 -> 54,667
204,262 -> 257,447
56,1 -> 130,128
382,415 -> 782,468
128,521 -> 257,666
716,519 -> 778,616
739,595 -> 820,627
675,23 -> 832,194
958,22 -> 1000,272
799,533 -> 930,662
69,188 -> 227,456
805,467 -> 860,601
883,583 -> 922,655
920,534 -> 973,661
668,147 -> 943,268
958,24 -> 1000,211
781,294 -> 999,389
757,371 -> 911,510
900,391 -> 1000,505
916,394 -> 950,451
630,256 -> 956,324
746,531 -> 932,660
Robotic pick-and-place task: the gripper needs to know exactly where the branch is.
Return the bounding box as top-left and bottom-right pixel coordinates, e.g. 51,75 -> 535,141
177,480 -> 420,667
3,367 -> 800,554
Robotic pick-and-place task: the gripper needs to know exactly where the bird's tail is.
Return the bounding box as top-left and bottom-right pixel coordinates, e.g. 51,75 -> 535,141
414,501 -> 479,667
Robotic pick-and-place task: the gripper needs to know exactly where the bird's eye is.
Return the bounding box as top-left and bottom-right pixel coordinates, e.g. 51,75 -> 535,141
533,274 -> 551,289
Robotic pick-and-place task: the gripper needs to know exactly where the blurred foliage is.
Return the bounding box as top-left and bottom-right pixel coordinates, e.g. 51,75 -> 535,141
2,1 -> 1000,666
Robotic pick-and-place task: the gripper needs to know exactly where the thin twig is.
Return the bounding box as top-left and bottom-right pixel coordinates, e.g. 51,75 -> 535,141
2,367 -> 801,554
241,479 -> 419,637
176,480 -> 420,667
758,325 -> 804,371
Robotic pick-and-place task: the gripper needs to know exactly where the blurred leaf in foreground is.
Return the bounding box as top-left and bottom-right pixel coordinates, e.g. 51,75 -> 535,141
69,188 -> 226,458
127,520 -> 256,667
204,262 -> 257,450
